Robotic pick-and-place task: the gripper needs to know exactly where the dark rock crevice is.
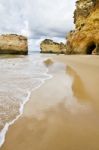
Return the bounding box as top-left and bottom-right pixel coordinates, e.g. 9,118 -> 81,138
86,42 -> 96,54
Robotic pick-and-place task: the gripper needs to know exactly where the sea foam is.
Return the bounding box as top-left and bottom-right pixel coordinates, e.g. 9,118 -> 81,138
0,54 -> 52,148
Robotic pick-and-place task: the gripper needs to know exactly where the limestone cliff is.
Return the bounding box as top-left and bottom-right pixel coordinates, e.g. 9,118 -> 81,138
66,0 -> 99,54
40,39 -> 66,54
0,34 -> 28,55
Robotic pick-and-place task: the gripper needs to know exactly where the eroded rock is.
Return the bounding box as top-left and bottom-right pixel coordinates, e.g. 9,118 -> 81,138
40,39 -> 66,54
43,58 -> 53,67
0,34 -> 28,55
66,0 -> 99,55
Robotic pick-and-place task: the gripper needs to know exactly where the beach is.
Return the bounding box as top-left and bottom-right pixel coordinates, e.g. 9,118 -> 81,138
1,54 -> 99,150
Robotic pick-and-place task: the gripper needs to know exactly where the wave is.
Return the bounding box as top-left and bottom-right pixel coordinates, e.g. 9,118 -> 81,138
0,54 -> 52,148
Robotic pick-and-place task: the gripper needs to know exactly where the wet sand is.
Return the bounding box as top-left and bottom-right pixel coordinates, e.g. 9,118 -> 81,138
1,55 -> 99,150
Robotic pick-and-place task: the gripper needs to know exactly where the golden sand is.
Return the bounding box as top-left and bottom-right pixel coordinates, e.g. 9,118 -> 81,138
1,55 -> 99,150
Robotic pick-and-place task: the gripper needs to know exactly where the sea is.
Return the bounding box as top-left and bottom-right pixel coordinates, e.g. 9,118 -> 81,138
0,51 -> 52,147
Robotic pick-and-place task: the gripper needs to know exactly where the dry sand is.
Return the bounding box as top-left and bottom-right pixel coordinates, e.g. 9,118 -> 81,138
1,55 -> 99,150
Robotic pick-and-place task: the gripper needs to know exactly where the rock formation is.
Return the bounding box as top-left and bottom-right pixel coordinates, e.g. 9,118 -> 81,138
0,34 -> 28,55
40,39 -> 66,54
43,58 -> 53,67
66,0 -> 99,54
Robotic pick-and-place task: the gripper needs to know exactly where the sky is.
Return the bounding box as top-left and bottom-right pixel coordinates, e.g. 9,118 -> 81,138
0,0 -> 76,50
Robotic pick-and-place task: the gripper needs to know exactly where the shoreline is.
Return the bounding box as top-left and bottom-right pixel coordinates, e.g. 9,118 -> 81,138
0,91 -> 31,148
0,56 -> 53,148
1,55 -> 99,150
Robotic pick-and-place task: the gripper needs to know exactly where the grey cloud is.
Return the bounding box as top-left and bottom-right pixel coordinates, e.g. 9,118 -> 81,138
0,0 -> 76,39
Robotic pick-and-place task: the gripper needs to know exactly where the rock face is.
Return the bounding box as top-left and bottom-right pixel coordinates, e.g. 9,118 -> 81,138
66,0 -> 99,54
0,34 -> 28,55
40,39 -> 66,54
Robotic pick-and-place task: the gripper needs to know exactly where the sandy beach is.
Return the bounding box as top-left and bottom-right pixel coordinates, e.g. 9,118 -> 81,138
1,55 -> 99,150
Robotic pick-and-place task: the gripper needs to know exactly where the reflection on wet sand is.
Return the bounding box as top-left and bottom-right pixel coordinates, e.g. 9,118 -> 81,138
66,65 -> 92,101
44,60 -> 92,113
1,57 -> 99,150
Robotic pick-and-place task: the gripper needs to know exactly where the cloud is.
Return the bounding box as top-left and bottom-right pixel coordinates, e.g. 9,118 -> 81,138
0,0 -> 76,39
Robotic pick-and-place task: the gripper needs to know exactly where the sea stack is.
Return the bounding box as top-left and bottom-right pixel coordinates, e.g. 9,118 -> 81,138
0,34 -> 28,55
40,39 -> 66,54
66,0 -> 99,54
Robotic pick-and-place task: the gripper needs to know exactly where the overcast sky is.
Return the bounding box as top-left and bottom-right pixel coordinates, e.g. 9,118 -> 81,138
0,0 -> 76,50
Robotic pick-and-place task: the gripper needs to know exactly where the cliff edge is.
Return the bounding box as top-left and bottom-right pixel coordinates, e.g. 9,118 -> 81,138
66,0 -> 99,54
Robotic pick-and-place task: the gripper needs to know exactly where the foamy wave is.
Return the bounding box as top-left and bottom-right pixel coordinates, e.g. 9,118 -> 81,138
0,54 -> 52,148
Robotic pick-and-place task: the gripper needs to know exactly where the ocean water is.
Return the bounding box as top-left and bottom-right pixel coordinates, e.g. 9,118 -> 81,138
0,52 -> 52,147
